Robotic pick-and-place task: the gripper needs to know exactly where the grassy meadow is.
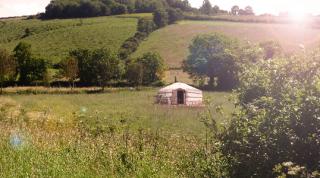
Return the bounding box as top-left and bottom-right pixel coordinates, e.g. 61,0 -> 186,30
0,90 -> 233,177
134,20 -> 320,83
0,15 -> 142,63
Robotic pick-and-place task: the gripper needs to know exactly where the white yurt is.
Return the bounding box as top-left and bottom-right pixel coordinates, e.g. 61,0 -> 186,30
156,82 -> 203,106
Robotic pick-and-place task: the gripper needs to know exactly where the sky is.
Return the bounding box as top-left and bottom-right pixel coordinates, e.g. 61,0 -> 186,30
0,0 -> 320,18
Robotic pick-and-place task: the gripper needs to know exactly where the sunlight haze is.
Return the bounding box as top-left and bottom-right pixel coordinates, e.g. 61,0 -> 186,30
0,0 -> 320,17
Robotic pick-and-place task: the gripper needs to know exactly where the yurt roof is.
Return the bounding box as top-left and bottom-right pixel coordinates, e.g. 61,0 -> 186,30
159,82 -> 202,93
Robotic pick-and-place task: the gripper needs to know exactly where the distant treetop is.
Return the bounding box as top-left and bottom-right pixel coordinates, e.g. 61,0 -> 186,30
42,0 -> 193,19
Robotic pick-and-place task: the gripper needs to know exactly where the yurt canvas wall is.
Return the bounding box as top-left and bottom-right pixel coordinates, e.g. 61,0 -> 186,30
156,83 -> 203,106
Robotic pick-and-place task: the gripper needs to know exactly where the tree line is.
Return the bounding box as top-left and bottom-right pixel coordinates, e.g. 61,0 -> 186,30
40,0 -> 256,20
41,0 -> 192,19
0,42 -> 165,92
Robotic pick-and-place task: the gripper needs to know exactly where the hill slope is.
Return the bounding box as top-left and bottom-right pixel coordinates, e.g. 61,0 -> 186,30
0,15 -> 147,63
133,20 -> 320,83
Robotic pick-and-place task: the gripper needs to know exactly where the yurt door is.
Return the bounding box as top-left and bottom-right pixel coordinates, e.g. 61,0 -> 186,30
177,90 -> 185,105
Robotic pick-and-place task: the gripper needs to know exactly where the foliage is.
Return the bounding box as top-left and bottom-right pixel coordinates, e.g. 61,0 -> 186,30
137,18 -> 156,34
42,0 -> 192,19
127,52 -> 165,85
70,48 -> 124,86
153,9 -> 169,28
126,61 -> 144,85
59,57 -> 79,88
167,8 -> 184,24
231,5 -> 240,15
183,34 -> 241,90
220,51 -> 320,177
273,162 -> 320,178
119,32 -> 148,60
259,40 -> 283,60
90,49 -> 125,89
199,0 -> 213,15
13,42 -> 48,84
0,49 -> 16,93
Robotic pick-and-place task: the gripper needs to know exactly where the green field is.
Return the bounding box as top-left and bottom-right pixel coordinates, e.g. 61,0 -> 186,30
134,20 -> 320,83
0,90 -> 233,177
0,15 -> 142,63
3,16 -> 320,83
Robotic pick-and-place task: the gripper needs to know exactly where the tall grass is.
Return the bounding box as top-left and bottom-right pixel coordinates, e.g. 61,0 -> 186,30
0,90 -> 233,177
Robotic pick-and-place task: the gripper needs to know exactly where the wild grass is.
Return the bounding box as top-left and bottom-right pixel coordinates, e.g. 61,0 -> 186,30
0,90 -> 233,177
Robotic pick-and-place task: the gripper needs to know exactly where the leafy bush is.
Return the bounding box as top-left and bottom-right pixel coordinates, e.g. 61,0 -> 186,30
259,40 -> 283,60
167,8 -> 184,24
119,32 -> 148,60
137,18 -> 156,34
220,52 -> 320,177
153,9 -> 169,28
126,52 -> 165,85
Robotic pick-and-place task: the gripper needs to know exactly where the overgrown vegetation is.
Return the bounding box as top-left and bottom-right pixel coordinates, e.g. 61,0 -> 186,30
0,91 -> 233,177
218,50 -> 320,177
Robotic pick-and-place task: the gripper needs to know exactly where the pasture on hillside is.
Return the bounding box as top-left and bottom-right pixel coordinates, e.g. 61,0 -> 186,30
134,20 -> 320,83
0,15 -> 149,63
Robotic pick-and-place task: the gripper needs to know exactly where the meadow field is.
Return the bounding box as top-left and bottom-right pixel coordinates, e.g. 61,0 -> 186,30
3,15 -> 320,83
0,90 -> 233,177
134,20 -> 320,83
0,15 -> 141,63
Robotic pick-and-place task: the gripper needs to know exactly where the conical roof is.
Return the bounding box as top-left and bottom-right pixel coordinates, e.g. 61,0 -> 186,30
159,82 -> 202,93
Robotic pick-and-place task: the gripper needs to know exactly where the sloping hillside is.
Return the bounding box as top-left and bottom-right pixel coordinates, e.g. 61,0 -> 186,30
133,20 -> 320,83
0,14 -> 151,63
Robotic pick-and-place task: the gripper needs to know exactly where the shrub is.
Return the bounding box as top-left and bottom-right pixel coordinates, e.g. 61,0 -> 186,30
153,9 -> 169,28
220,52 -> 320,177
137,18 -> 156,34
167,8 -> 184,24
127,52 -> 165,85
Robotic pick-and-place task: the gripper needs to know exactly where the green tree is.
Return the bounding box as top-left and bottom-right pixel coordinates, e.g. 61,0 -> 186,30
0,49 -> 16,94
70,49 -> 93,84
153,9 -> 169,28
183,34 -> 240,90
129,52 -> 165,85
244,6 -> 254,15
60,57 -> 79,89
13,42 -> 32,84
231,5 -> 239,15
167,8 -> 184,24
92,49 -> 124,90
70,48 -> 124,88
199,0 -> 212,15
126,61 -> 144,86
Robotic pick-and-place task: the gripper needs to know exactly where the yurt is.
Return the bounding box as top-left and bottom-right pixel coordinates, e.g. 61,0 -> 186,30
156,82 -> 203,106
